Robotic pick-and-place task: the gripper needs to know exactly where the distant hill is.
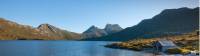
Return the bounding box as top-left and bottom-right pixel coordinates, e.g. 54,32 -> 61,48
83,7 -> 199,41
0,18 -> 81,40
82,24 -> 123,38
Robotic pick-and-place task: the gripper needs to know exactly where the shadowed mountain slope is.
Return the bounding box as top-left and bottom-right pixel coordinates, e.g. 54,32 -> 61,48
83,7 -> 199,41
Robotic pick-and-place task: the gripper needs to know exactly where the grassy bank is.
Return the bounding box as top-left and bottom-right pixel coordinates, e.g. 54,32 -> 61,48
105,31 -> 199,54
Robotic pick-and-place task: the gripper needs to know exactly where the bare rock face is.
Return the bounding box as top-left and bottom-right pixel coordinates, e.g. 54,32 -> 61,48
37,24 -> 65,39
82,25 -> 108,38
37,24 -> 81,40
104,24 -> 123,34
82,24 -> 123,38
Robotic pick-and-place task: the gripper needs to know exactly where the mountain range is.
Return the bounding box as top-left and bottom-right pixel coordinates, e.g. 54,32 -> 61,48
83,7 -> 199,41
0,18 -> 81,40
0,7 -> 198,40
82,24 -> 123,38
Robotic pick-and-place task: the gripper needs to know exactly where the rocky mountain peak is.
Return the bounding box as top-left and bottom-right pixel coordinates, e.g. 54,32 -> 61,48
82,25 -> 107,38
104,24 -> 123,34
82,24 -> 123,38
37,23 -> 59,33
83,25 -> 100,33
90,25 -> 98,29
38,23 -> 52,28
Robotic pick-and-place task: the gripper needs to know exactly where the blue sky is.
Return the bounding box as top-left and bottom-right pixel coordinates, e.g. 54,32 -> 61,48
0,0 -> 198,33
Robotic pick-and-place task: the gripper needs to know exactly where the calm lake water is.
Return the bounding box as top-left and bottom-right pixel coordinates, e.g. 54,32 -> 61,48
0,41 -> 153,56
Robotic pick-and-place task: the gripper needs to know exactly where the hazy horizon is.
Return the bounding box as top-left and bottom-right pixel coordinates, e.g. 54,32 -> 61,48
0,0 -> 198,33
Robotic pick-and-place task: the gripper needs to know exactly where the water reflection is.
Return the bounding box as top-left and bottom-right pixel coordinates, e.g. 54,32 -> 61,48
0,41 -> 151,56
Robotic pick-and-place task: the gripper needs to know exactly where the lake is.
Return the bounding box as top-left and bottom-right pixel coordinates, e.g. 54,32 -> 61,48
0,41 -> 153,56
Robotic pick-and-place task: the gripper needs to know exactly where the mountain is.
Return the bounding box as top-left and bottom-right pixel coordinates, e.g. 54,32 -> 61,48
0,18 -> 48,40
82,24 -> 123,38
82,25 -> 108,38
84,7 -> 199,41
0,18 -> 81,40
104,24 -> 123,34
38,24 -> 65,38
37,24 -> 81,40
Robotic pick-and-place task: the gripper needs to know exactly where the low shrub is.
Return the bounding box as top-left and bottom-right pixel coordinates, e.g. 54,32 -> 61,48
166,48 -> 190,54
129,46 -> 142,51
166,48 -> 181,54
